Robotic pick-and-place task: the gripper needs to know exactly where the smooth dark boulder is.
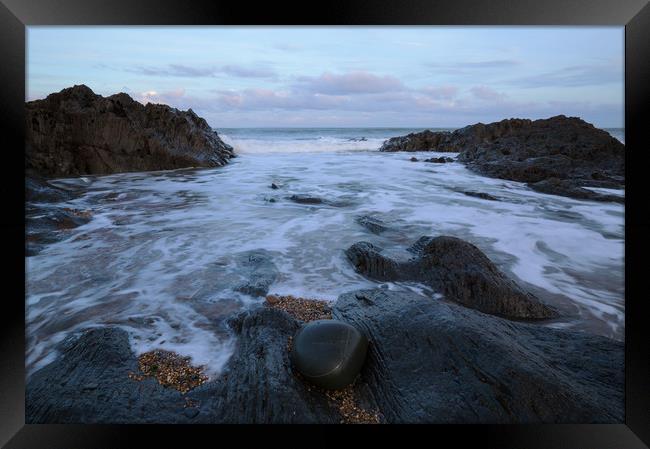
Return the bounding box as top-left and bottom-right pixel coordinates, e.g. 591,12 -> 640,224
345,236 -> 556,320
355,215 -> 388,234
291,319 -> 368,390
26,85 -> 235,178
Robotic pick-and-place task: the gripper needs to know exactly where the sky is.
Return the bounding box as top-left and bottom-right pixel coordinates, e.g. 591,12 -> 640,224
27,26 -> 624,128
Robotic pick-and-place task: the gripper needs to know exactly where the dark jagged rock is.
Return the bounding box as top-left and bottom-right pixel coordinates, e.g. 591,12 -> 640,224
424,157 -> 448,163
381,116 -> 624,201
271,183 -> 280,189
528,178 -> 624,204
287,194 -> 353,208
380,129 -> 461,152
288,194 -> 323,205
333,288 -> 623,423
345,236 -> 556,320
462,191 -> 499,201
355,215 -> 388,234
26,85 -> 235,178
27,290 -> 622,424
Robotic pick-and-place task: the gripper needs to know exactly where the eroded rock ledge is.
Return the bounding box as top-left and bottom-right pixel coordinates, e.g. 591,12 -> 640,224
26,85 -> 235,177
345,236 -> 557,320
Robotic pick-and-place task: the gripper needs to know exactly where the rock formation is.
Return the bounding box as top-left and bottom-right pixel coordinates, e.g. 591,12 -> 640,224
380,116 -> 624,201
345,236 -> 557,320
26,85 -> 235,178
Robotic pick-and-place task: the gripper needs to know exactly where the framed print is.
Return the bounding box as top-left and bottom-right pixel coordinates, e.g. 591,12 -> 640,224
1,0 -> 648,447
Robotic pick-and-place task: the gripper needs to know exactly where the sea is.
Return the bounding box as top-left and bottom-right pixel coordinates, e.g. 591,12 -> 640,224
25,127 -> 625,378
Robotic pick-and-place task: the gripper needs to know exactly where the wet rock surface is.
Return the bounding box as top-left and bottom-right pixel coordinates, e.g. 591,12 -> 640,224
462,191 -> 500,201
333,288 -> 623,423
26,176 -> 91,256
355,215 -> 388,234
345,236 -> 556,320
27,289 -> 622,423
26,85 -> 235,178
288,194 -> 324,205
380,116 -> 624,201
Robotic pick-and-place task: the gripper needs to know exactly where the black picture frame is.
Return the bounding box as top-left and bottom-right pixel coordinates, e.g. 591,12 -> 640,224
1,0 -> 648,447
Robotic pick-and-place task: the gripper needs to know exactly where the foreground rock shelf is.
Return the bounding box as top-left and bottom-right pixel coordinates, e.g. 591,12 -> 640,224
27,287 -> 622,424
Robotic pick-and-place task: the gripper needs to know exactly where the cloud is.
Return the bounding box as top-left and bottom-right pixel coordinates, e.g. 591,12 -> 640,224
129,64 -> 277,79
510,64 -> 621,88
220,65 -> 277,78
135,88 -> 186,105
427,59 -> 521,74
273,43 -> 303,51
294,71 -> 406,95
419,86 -> 459,100
470,85 -> 507,101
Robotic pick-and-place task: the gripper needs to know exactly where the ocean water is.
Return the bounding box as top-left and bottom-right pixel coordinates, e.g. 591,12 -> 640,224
218,127 -> 625,153
25,127 -> 625,378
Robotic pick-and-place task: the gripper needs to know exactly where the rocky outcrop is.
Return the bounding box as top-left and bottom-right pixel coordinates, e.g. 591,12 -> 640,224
27,288 -> 622,423
380,116 -> 624,201
26,85 -> 235,178
345,236 -> 556,320
380,129 -> 462,152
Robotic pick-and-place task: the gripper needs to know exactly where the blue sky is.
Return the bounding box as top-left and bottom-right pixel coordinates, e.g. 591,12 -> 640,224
27,26 -> 624,128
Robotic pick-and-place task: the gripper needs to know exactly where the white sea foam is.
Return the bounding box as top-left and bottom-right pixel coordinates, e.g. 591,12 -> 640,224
26,145 -> 625,377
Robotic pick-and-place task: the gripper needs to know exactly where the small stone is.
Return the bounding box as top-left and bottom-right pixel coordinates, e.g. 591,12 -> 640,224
291,319 -> 368,390
271,183 -> 279,189
410,157 -> 418,162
